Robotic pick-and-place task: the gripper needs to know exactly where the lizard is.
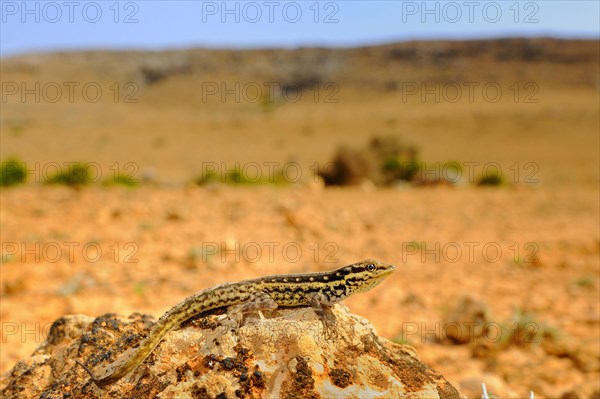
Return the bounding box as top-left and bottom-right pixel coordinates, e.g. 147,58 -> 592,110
76,259 -> 395,387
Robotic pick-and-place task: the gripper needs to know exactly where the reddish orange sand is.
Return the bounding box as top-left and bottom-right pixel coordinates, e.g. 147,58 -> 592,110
1,184 -> 598,397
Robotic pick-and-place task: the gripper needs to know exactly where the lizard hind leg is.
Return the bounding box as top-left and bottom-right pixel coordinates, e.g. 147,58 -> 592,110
226,291 -> 278,327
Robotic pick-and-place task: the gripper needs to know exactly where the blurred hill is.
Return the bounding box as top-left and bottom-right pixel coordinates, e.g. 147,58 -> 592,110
3,38 -> 598,88
1,38 -> 599,185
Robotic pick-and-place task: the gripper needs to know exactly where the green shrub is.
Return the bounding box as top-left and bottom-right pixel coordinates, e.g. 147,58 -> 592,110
195,168 -> 245,185
194,167 -> 289,186
477,173 -> 503,186
574,275 -> 595,288
104,174 -> 139,187
500,309 -> 560,348
0,158 -> 26,186
45,163 -> 96,186
320,135 -> 423,186
383,157 -> 420,182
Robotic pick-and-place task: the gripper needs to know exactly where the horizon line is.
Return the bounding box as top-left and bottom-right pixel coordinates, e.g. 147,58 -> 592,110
2,33 -> 598,59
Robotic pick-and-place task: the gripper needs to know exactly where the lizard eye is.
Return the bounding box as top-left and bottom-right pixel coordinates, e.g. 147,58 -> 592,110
366,263 -> 376,272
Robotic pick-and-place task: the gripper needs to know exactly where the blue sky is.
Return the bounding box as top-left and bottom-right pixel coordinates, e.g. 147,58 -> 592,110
1,1 -> 598,56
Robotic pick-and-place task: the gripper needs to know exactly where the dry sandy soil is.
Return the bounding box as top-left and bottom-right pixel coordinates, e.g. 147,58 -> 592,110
1,39 -> 599,398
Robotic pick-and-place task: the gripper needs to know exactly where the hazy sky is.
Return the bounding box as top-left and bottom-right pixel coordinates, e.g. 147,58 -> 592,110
1,1 -> 598,56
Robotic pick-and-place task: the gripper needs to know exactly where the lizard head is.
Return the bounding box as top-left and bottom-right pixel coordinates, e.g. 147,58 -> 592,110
341,259 -> 396,295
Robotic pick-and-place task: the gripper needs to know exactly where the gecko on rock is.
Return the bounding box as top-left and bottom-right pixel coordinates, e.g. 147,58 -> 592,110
76,259 -> 396,387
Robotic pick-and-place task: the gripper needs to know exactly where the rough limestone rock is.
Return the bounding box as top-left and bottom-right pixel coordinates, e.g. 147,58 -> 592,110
1,305 -> 460,399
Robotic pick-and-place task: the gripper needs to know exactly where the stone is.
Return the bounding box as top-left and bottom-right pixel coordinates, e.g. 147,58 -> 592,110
441,295 -> 492,344
1,305 -> 460,398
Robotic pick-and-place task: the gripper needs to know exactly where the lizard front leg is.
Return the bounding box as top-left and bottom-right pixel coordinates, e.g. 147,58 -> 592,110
305,292 -> 338,340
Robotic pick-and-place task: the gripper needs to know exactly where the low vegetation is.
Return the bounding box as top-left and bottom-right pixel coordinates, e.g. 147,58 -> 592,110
194,167 -> 289,186
44,163 -> 96,186
0,159 -> 139,188
477,172 -> 504,186
1,148 -> 507,189
104,173 -> 140,187
318,136 -> 464,187
0,158 -> 26,187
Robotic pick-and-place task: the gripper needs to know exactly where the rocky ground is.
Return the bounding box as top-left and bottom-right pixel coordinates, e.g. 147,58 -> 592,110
1,306 -> 461,399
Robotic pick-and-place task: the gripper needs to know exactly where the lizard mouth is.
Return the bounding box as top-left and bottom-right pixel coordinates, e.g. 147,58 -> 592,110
379,264 -> 396,278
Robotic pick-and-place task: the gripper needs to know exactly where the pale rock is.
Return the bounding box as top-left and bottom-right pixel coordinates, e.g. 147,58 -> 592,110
1,306 -> 460,398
